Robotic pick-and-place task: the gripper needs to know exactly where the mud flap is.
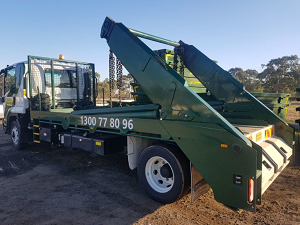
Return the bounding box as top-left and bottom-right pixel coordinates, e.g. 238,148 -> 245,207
190,163 -> 210,203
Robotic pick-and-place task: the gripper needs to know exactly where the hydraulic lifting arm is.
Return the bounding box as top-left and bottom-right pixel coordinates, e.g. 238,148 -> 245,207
101,17 -> 250,144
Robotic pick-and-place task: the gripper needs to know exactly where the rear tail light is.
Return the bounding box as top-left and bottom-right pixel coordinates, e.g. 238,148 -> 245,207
248,178 -> 254,202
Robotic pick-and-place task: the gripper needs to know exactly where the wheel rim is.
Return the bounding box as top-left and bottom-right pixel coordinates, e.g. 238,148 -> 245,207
11,126 -> 19,146
145,156 -> 174,193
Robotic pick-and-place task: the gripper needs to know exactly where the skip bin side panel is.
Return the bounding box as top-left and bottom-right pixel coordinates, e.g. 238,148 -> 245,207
180,42 -> 294,147
180,43 -> 287,125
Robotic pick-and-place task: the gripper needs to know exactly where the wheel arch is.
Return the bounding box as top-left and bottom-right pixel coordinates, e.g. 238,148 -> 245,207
6,112 -> 18,134
126,136 -> 189,170
6,111 -> 30,134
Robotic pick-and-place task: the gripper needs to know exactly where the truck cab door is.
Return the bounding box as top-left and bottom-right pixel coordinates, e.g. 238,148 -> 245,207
2,65 -> 18,118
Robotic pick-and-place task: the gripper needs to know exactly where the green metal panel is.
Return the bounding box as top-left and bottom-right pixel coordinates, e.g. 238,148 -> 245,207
76,63 -> 79,105
50,60 -> 55,109
91,64 -> 96,105
178,42 -> 293,146
179,44 -> 287,123
155,49 -> 207,94
130,82 -> 152,104
251,92 -> 290,120
30,110 -> 172,140
71,104 -> 159,115
160,120 -> 259,211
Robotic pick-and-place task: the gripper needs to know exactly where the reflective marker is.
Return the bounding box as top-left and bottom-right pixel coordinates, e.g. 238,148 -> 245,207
248,179 -> 254,202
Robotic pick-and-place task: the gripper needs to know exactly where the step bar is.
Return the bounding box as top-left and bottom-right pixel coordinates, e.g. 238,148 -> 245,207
259,136 -> 292,194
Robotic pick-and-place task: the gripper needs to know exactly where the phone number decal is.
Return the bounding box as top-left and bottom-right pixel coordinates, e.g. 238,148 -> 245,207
80,116 -> 133,130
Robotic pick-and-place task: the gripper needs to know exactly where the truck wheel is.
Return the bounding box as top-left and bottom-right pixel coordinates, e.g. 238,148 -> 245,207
137,145 -> 190,204
10,120 -> 28,150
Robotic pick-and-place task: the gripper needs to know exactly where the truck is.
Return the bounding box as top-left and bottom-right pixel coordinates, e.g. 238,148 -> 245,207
0,17 -> 294,212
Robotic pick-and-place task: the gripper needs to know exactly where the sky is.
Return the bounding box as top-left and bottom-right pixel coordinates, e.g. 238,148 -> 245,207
0,0 -> 299,81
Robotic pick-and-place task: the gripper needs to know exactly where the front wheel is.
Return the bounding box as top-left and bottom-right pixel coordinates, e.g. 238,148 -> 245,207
10,120 -> 28,150
137,145 -> 190,204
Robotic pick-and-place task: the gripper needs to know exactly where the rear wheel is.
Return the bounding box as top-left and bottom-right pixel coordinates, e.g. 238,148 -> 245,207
10,120 -> 28,150
137,144 -> 190,204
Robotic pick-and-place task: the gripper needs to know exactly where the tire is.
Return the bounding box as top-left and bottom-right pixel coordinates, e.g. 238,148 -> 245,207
10,120 -> 28,150
137,144 -> 190,204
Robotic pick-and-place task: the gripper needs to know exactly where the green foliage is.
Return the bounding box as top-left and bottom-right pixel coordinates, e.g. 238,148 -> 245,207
228,67 -> 263,92
258,55 -> 300,94
95,72 -> 100,79
0,73 -> 4,96
228,55 -> 300,95
97,78 -> 110,100
95,73 -> 134,103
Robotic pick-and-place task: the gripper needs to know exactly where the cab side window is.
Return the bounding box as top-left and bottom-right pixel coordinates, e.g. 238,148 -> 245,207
5,67 -> 16,97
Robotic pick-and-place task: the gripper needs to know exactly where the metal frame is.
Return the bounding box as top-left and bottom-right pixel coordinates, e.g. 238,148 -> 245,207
28,55 -> 96,111
129,28 -> 180,47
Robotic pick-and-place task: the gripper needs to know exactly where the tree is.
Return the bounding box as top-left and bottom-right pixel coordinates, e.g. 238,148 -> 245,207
228,67 -> 263,92
258,55 -> 300,94
228,67 -> 248,83
96,74 -> 134,103
95,72 -> 100,79
119,74 -> 134,98
97,79 -> 110,102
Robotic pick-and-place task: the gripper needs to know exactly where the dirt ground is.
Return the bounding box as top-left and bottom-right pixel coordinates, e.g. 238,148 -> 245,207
0,127 -> 300,225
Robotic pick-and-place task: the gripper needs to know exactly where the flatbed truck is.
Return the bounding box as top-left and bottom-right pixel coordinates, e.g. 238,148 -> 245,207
0,17 -> 294,212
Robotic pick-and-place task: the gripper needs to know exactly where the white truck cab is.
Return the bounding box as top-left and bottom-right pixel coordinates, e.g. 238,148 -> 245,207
0,57 -> 93,149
